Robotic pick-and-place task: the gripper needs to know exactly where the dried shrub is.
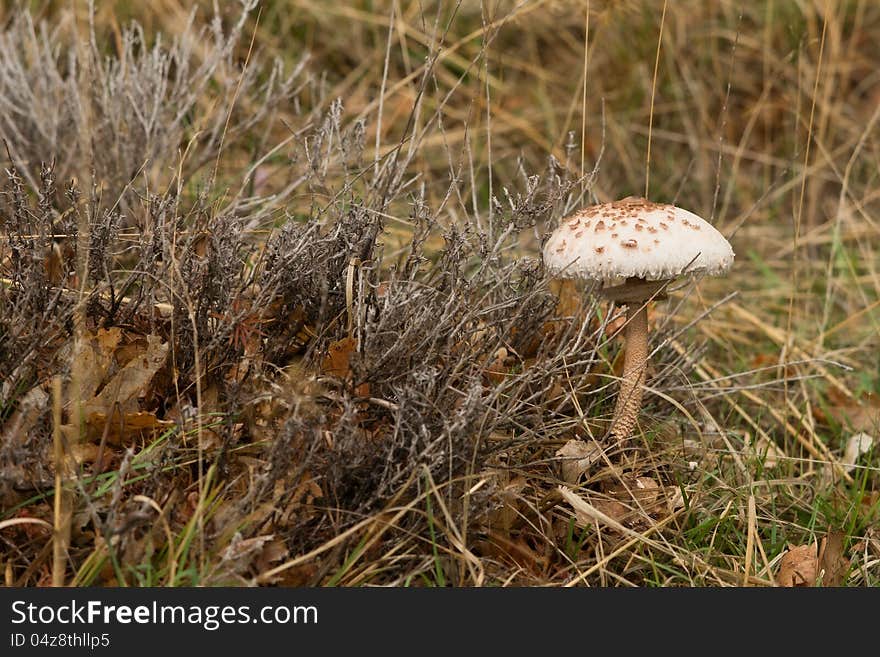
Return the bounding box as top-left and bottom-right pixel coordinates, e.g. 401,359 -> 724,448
0,1 -> 308,204
0,3 -> 706,586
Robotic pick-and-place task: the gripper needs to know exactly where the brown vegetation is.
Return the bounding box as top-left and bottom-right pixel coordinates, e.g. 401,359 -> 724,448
1,1 -> 878,587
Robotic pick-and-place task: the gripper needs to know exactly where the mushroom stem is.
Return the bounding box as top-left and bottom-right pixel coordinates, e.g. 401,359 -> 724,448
609,301 -> 649,441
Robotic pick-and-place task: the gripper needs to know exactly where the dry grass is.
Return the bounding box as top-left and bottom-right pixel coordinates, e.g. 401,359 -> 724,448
1,0 -> 878,587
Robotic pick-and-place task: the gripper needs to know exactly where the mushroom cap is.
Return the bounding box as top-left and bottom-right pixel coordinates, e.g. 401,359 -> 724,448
543,197 -> 734,283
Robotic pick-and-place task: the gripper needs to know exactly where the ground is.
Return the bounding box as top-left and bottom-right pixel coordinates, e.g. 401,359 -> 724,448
0,0 -> 878,587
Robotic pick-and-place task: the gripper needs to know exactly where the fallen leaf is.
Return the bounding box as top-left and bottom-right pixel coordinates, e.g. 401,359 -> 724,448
84,410 -> 173,445
557,486 -> 665,547
604,307 -> 628,338
842,432 -> 874,473
484,347 -> 513,385
84,334 -> 168,416
818,389 -> 880,434
321,336 -> 357,379
488,476 -> 529,533
284,305 -> 315,355
604,476 -> 661,506
74,327 -> 123,399
254,538 -> 290,578
665,486 -> 685,513
634,476 -> 661,505
1,385 -> 48,446
555,439 -> 602,484
4,509 -> 53,540
550,279 -> 584,319
113,335 -> 147,368
221,533 -> 276,563
602,475 -> 669,519
320,336 -> 371,395
474,532 -> 549,574
859,490 -> 879,516
275,563 -> 319,587
776,542 -> 818,587
291,471 -> 324,506
64,442 -> 100,469
211,533 -> 290,584
589,498 -> 632,525
750,352 -> 777,368
559,485 -> 625,529
748,433 -> 784,468
817,531 -> 849,587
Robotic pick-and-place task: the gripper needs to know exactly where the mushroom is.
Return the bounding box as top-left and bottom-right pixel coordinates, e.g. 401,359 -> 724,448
543,197 -> 734,441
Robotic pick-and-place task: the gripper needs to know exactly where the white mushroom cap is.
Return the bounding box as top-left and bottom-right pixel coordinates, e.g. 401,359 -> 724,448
543,198 -> 734,283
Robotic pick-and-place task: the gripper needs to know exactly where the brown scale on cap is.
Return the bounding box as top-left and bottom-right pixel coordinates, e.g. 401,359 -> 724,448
575,231 -> 583,238
622,239 -> 638,248
635,224 -> 644,231
555,239 -> 567,253
594,246 -> 605,254
568,219 -> 580,229
595,220 -> 606,231
648,226 -> 657,234
608,196 -> 667,213
659,222 -> 668,230
611,233 -> 619,238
